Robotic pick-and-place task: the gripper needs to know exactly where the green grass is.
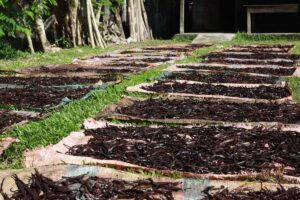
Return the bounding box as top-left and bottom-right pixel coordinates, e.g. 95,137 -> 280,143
1,34 -> 300,170
289,77 -> 300,102
0,40 -> 186,70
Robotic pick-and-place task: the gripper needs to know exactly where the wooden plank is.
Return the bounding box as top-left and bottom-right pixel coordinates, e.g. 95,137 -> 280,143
245,4 -> 299,14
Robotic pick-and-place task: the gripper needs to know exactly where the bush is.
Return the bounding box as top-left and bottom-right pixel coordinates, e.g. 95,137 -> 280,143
0,40 -> 26,60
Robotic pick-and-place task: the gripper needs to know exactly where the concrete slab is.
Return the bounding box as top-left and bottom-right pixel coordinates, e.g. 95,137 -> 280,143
192,33 -> 236,44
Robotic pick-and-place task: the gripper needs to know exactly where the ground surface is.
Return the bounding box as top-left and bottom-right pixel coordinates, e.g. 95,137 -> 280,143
0,33 -> 299,172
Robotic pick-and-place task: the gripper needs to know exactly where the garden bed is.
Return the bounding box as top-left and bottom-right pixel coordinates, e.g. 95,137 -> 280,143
140,81 -> 291,100
68,124 -> 300,176
0,110 -> 40,133
0,87 -> 93,110
104,97 -> 300,124
165,71 -> 284,84
176,64 -> 296,76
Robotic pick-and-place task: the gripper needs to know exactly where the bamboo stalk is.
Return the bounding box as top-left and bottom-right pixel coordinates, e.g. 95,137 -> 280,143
88,0 -> 106,48
141,0 -> 153,39
86,0 -> 95,48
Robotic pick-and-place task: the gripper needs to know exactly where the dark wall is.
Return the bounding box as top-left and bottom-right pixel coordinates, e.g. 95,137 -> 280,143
243,0 -> 300,5
145,0 -> 180,39
145,0 -> 300,37
241,0 -> 300,33
191,0 -> 222,32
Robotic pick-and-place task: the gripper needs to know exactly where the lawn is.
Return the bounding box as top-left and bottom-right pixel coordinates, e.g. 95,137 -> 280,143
0,33 -> 299,169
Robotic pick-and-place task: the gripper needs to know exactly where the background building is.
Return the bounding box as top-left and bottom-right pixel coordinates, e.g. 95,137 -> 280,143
146,0 -> 300,38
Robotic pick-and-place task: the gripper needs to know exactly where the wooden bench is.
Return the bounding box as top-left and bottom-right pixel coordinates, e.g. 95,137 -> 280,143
245,4 -> 299,34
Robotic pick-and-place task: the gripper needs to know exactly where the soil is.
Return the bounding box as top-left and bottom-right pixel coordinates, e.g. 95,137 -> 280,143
0,76 -> 109,86
177,65 -> 296,76
167,72 -> 282,84
0,87 -> 92,109
203,58 -> 296,67
4,172 -> 180,200
68,125 -> 300,176
0,111 -> 36,132
202,186 -> 300,199
143,82 -> 291,100
203,52 -> 300,61
117,98 -> 300,123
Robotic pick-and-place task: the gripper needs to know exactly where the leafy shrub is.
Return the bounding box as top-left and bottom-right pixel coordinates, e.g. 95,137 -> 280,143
0,40 -> 25,60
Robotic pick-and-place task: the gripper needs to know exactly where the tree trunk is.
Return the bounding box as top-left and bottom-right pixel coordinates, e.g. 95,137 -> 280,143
88,0 -> 106,48
35,17 -> 51,52
95,6 -> 102,26
115,7 -> 126,38
86,0 -> 95,48
69,0 -> 79,47
26,34 -> 35,53
128,0 -> 153,42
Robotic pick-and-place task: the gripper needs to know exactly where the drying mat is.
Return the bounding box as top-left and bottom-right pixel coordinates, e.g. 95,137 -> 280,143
1,164 -> 297,200
127,80 -> 293,104
0,110 -> 41,133
99,96 -> 300,132
166,63 -> 299,77
24,119 -> 300,184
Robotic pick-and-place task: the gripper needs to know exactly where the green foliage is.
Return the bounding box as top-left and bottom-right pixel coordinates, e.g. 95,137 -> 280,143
55,37 -> 73,48
0,1 -> 30,37
0,0 -> 58,38
29,0 -> 57,17
0,40 -> 26,59
93,0 -> 124,13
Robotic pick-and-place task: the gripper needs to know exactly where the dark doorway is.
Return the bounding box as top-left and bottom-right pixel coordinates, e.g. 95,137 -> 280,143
252,13 -> 300,33
185,0 -> 236,32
